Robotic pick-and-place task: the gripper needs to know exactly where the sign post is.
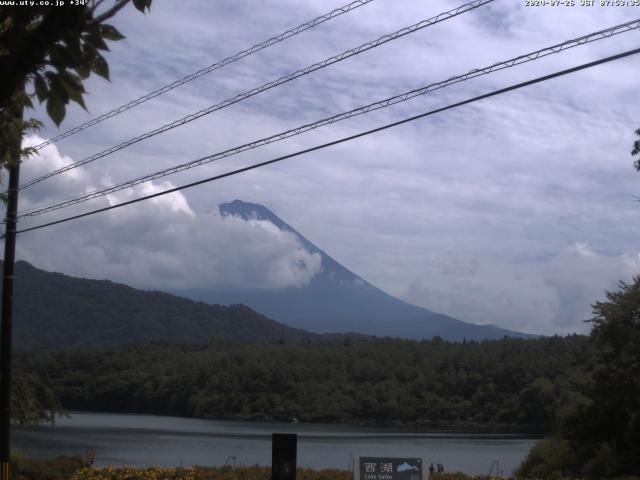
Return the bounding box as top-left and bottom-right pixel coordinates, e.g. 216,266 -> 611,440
354,457 -> 424,480
272,433 -> 297,480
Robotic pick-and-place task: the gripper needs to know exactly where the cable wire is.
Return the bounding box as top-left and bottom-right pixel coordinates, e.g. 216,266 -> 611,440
31,0 -> 376,151
20,0 -> 494,190
18,18 -> 640,219
12,46 -> 640,237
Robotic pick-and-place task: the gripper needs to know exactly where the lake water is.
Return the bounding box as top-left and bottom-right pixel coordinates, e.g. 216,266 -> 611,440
13,412 -> 539,476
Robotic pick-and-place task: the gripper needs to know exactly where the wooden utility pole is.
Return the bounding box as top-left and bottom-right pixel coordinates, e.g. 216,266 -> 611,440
0,95 -> 23,480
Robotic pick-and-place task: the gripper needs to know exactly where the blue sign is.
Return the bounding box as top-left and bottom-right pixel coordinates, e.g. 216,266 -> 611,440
355,457 -> 423,480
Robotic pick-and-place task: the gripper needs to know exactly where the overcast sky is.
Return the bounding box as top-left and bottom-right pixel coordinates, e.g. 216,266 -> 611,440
8,0 -> 640,335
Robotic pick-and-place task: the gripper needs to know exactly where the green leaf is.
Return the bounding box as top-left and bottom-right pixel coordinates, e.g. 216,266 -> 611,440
69,91 -> 87,111
11,91 -> 29,112
98,24 -> 125,41
91,52 -> 110,81
132,0 -> 151,13
59,71 -> 87,111
62,32 -> 83,62
84,33 -> 109,52
46,96 -> 66,126
45,72 -> 69,105
22,95 -> 34,110
74,63 -> 90,79
58,73 -> 77,90
1,17 -> 13,35
49,44 -> 80,70
82,42 -> 98,62
49,46 -> 65,69
59,70 -> 85,93
33,74 -> 48,103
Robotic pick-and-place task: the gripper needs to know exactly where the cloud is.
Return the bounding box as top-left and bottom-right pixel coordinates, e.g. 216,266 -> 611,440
404,243 -> 640,335
14,136 -> 322,291
7,1 -> 640,336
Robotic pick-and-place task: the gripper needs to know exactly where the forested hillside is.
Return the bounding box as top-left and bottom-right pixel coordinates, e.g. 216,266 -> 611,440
4,261 -> 323,350
19,335 -> 591,432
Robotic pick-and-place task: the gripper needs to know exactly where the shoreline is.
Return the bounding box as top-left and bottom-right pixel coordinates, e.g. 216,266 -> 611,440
40,409 -> 549,436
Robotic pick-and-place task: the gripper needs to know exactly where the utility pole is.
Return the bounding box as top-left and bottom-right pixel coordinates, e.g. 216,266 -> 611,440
0,94 -> 23,480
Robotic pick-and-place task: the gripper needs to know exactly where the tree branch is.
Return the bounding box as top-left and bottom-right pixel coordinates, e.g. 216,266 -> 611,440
88,0 -> 130,27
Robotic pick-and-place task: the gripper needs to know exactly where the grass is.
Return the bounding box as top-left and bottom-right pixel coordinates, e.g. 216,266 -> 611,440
11,456 -> 640,480
12,455 -> 85,480
11,457 -> 352,480
69,466 -> 354,480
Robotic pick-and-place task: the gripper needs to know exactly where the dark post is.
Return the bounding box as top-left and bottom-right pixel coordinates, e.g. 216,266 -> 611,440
0,95 -> 23,480
272,433 -> 297,480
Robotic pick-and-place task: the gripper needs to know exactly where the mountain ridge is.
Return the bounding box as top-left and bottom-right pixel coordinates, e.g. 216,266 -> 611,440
177,200 -> 534,341
2,260 -> 328,351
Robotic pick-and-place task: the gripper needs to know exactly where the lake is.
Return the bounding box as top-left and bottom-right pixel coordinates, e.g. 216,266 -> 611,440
13,412 -> 539,476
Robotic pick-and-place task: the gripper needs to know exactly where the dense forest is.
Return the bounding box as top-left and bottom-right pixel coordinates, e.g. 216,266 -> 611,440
516,277 -> 640,479
18,335 -> 591,432
4,260 -> 327,351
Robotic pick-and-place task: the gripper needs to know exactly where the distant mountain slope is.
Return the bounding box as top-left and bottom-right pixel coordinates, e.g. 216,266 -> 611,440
179,200 -> 534,341
2,260 -> 322,351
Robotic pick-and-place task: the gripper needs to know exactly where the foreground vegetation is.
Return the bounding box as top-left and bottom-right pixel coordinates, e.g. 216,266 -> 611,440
18,335 -> 590,432
12,455 -> 640,480
515,277 -> 640,479
12,456 -> 353,480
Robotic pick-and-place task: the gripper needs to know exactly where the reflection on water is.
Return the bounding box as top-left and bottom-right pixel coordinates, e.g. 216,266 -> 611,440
13,412 -> 539,476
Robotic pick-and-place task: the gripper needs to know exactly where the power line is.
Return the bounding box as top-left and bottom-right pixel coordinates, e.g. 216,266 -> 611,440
20,0 -> 494,190
18,18 -> 640,219
12,47 -> 640,237
31,0 -> 376,152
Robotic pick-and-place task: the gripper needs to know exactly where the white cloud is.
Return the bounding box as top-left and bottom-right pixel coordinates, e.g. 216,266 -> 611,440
13,136 -> 322,291
404,243 -> 640,335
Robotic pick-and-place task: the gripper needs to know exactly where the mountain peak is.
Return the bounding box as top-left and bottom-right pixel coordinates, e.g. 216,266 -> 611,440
219,200 -> 323,258
219,200 -> 287,230
219,199 -> 268,217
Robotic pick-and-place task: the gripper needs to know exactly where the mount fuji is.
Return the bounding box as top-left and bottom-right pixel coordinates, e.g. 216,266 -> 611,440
177,200 -> 534,341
